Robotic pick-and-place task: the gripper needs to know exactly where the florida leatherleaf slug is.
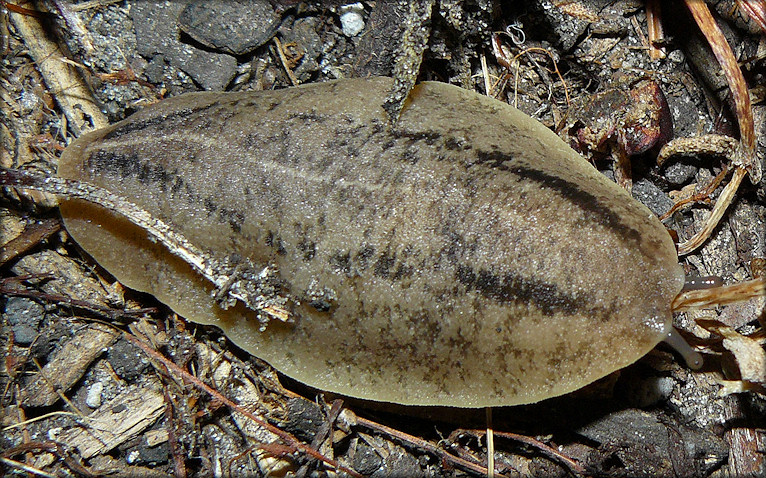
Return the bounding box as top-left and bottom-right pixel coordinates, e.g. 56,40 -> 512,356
57,77 -> 698,407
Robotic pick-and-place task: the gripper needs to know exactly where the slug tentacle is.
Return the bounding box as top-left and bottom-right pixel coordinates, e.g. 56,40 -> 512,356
683,275 -> 724,291
664,329 -> 704,370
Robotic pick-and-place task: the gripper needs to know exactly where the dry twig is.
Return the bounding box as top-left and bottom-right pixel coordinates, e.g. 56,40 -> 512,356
122,332 -> 363,478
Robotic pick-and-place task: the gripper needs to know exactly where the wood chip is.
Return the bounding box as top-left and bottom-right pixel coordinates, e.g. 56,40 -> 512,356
21,323 -> 118,407
9,6 -> 107,135
11,250 -> 113,307
59,381 -> 165,458
145,429 -> 169,447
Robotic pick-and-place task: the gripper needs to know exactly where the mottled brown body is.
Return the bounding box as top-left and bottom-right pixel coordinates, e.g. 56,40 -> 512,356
58,77 -> 684,407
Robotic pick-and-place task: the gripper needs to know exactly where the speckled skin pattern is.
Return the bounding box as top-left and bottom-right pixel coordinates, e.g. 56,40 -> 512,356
58,77 -> 685,407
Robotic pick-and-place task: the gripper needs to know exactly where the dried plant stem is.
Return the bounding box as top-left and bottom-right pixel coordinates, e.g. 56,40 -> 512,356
123,332 -> 363,478
677,166 -> 746,255
685,0 -> 759,180
673,277 -> 766,311
0,168 -> 282,318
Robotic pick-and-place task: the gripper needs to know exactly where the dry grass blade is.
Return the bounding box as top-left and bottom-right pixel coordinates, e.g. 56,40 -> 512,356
452,428 -> 587,477
677,166 -> 747,255
738,0 -> 766,33
646,0 -> 665,60
673,1 -> 759,255
353,414 -> 502,477
0,457 -> 57,477
1,441 -> 96,476
658,163 -> 729,221
685,0 -> 757,174
3,1 -> 47,18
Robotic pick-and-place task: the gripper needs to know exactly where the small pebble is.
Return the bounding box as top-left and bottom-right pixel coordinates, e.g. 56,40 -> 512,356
4,297 -> 45,346
126,450 -> 141,464
632,177 -> 674,217
86,381 -> 104,408
664,161 -> 698,185
339,3 -> 365,37
47,427 -> 62,441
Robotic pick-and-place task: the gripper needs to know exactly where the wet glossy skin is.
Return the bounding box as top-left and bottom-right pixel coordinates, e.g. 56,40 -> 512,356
58,77 -> 685,407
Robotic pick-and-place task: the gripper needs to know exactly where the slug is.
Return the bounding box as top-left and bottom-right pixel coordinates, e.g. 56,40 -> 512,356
57,77 -> 699,407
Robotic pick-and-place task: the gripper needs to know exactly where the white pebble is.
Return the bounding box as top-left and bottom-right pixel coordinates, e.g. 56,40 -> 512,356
340,3 -> 365,37
126,450 -> 141,464
86,382 -> 104,408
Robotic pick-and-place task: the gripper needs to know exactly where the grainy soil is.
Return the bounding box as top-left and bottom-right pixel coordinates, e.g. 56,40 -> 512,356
1,1 -> 765,477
